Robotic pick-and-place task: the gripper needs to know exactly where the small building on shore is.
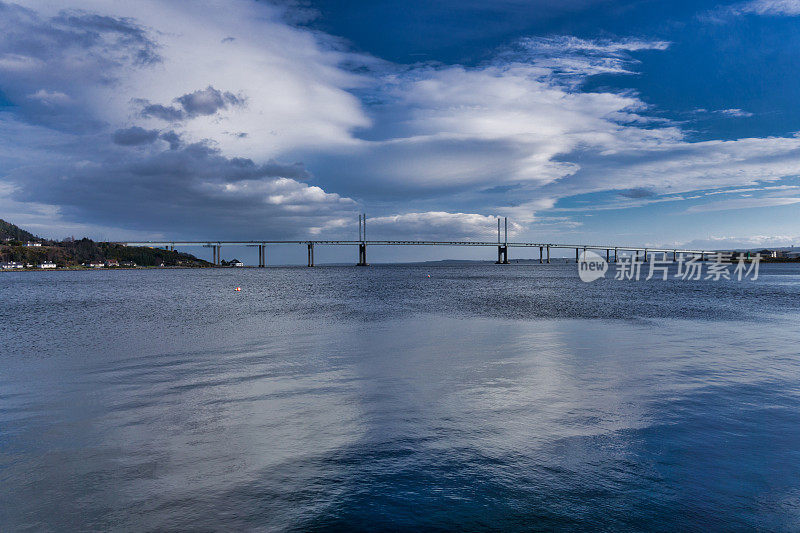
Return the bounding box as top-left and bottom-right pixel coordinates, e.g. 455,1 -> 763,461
1,262 -> 24,269
39,262 -> 56,269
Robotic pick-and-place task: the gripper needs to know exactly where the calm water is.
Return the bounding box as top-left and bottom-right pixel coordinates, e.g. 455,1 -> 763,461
2,263 -> 800,531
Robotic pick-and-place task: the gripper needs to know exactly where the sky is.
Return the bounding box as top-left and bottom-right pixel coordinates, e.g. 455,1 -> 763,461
2,0 -> 800,263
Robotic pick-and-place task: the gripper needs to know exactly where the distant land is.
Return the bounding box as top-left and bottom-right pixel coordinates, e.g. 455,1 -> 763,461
0,219 -> 209,268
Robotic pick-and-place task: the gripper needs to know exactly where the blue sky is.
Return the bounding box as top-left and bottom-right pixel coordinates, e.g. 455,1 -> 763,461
2,0 -> 800,262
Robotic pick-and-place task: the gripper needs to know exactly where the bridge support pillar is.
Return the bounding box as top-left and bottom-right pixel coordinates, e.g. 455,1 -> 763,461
644,249 -> 648,262
614,248 -> 617,262
357,243 -> 368,266
575,248 -> 579,263
307,243 -> 315,267
673,250 -> 677,262
496,245 -> 509,264
606,249 -> 610,262
258,245 -> 265,267
546,246 -> 550,263
539,246 -> 543,264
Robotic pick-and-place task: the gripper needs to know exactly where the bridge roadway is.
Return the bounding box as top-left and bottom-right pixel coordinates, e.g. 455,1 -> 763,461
120,239 -> 721,267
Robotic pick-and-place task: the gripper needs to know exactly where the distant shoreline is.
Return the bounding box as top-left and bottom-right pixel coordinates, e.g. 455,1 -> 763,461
4,258 -> 799,272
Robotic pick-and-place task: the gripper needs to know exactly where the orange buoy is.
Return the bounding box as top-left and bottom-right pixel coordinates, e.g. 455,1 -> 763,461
427,274 -> 430,278
235,287 -> 242,292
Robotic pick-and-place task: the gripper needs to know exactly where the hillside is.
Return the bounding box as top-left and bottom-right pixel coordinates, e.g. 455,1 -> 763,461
0,219 -> 40,242
0,219 -> 210,268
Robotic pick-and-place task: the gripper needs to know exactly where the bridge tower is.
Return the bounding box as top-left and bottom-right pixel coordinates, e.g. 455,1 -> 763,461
496,217 -> 510,264
357,213 -> 369,266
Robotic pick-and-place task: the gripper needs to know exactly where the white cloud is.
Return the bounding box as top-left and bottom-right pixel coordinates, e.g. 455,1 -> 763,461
4,1 -> 800,242
675,234 -> 800,249
361,212 -> 523,240
716,108 -> 754,117
320,45 -> 681,195
521,36 -> 670,54
12,0 -> 372,158
0,53 -> 42,71
0,0 -> 373,238
203,177 -> 354,211
686,197 -> 800,212
551,135 -> 800,199
736,0 -> 800,15
515,36 -> 670,77
27,89 -> 71,106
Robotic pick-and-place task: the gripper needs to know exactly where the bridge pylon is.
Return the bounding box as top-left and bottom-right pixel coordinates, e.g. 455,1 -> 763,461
496,245 -> 509,264
357,242 -> 368,266
496,216 -> 510,264
357,213 -> 369,266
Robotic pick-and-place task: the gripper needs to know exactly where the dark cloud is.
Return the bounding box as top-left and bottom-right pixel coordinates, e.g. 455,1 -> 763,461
5,141 -> 337,238
51,11 -> 160,65
119,141 -> 311,181
160,130 -> 182,150
482,183 -> 523,194
138,86 -> 246,122
221,36 -> 235,43
0,2 -> 160,131
176,86 -> 245,116
113,126 -> 159,146
0,3 -> 160,65
140,103 -> 185,121
619,187 -> 656,199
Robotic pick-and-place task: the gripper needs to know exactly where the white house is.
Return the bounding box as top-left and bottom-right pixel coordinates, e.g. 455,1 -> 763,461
24,241 -> 42,247
1,262 -> 24,269
39,262 -> 56,269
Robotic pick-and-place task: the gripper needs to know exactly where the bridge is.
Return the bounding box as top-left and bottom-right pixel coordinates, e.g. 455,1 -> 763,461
122,216 -> 722,267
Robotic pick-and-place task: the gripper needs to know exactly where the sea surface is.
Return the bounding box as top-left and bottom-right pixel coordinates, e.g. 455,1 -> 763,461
2,263 -> 800,531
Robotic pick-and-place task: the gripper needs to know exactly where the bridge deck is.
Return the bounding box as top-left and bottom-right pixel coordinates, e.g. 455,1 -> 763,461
121,240 -> 714,255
